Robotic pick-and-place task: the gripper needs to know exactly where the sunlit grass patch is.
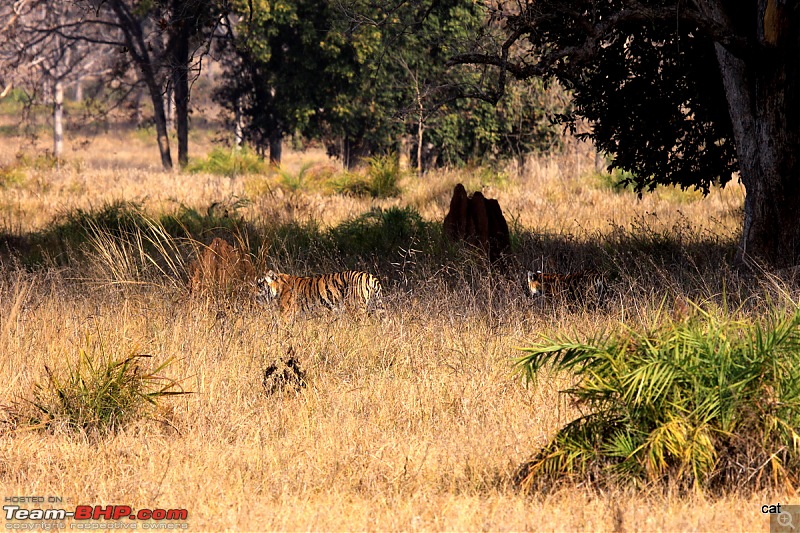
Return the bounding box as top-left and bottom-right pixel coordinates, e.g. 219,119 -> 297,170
187,146 -> 267,177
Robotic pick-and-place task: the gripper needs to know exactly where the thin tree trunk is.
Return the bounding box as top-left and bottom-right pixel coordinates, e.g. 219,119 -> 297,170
150,78 -> 173,170
165,83 -> 174,132
107,0 -> 172,169
172,0 -> 190,168
73,78 -> 83,102
53,80 -> 63,161
234,98 -> 243,150
134,88 -> 144,127
416,120 -> 424,174
398,135 -> 410,170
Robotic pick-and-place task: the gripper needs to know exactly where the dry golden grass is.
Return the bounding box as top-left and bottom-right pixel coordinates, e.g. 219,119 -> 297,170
0,125 -> 788,532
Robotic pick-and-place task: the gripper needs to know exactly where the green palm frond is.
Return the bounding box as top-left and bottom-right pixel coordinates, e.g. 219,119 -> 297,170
517,301 -> 800,491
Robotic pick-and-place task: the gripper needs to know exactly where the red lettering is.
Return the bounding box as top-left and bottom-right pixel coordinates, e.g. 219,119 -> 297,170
151,509 -> 166,520
138,509 -> 151,520
166,510 -> 188,520
113,506 -> 132,520
93,505 -> 114,520
74,506 -> 93,520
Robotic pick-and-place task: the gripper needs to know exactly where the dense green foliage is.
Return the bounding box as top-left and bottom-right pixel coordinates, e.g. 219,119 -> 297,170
450,1 -> 743,192
217,0 -> 566,167
516,304 -> 800,491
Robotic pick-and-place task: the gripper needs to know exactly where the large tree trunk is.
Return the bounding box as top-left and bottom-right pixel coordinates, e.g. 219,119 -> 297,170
269,129 -> 282,166
715,7 -> 800,267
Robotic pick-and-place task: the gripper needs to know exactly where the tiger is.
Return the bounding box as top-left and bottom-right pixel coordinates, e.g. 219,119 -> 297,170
526,270 -> 608,307
255,269 -> 383,314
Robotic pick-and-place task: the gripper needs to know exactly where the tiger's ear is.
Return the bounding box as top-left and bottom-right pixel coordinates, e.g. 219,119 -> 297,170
265,269 -> 276,279
527,270 -> 540,282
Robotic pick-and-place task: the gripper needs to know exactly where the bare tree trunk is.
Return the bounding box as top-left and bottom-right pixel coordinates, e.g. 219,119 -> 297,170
134,87 -> 144,127
73,78 -> 83,102
716,41 -> 800,267
172,0 -> 190,168
150,77 -> 173,170
165,83 -> 174,132
107,0 -> 172,169
234,98 -> 243,150
416,119 -> 424,174
269,130 -> 282,166
53,80 -> 63,160
398,135 -> 410,171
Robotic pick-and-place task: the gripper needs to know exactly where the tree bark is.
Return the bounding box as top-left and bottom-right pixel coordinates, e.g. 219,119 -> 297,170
715,17 -> 800,266
149,76 -> 174,170
134,88 -> 145,127
269,129 -> 282,166
73,78 -> 83,103
165,83 -> 174,132
234,98 -> 244,150
172,0 -> 191,168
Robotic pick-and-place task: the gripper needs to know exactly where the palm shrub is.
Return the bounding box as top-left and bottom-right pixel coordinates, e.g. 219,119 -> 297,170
515,303 -> 800,492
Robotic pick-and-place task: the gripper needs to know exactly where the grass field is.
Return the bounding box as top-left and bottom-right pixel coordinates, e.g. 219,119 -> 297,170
0,120 -> 791,531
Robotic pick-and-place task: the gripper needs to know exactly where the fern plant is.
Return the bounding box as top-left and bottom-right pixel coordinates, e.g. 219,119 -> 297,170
516,303 -> 800,492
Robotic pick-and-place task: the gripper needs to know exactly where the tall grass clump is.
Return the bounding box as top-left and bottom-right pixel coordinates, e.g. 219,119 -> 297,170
515,302 -> 800,492
275,162 -> 313,192
82,215 -> 191,288
186,147 -> 266,177
330,154 -> 403,198
15,334 -> 187,434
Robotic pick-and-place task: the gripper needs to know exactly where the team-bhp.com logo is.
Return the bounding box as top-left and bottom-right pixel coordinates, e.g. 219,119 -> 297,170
4,504 -> 189,529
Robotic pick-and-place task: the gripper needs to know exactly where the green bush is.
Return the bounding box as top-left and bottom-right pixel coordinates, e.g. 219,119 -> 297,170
27,201 -> 150,265
19,335 -> 187,434
515,303 -> 800,492
159,201 -> 250,239
329,154 -> 403,198
591,168 -> 637,193
364,154 -> 403,198
0,164 -> 25,188
326,207 -> 434,259
187,147 -> 266,177
275,162 -> 313,192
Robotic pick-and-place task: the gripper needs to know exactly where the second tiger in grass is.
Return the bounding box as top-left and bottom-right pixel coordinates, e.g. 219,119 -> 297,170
256,270 -> 383,314
526,270 -> 609,307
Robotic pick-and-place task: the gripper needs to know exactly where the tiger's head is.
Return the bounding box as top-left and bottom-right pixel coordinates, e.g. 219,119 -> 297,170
255,270 -> 283,302
526,270 -> 543,297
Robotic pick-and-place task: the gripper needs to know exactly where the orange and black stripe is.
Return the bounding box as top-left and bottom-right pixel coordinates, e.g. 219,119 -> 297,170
256,270 -> 382,313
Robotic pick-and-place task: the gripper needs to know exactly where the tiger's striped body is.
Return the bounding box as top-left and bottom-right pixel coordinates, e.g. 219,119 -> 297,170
526,270 -> 608,306
256,270 -> 383,314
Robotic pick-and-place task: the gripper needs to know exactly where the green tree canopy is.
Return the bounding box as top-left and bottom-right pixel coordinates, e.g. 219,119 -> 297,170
452,0 -> 800,266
